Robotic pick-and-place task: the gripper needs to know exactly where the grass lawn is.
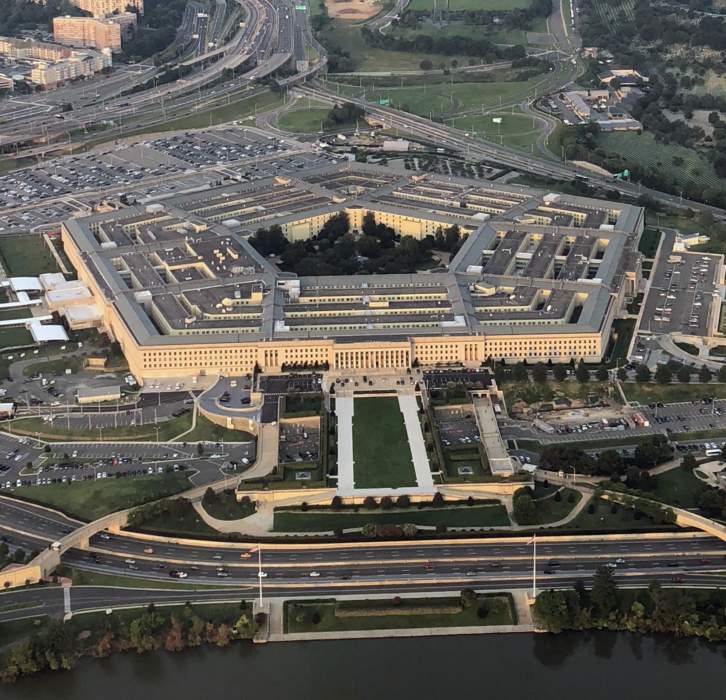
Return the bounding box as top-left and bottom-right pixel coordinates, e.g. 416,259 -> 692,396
132,506 -> 219,538
277,106 -> 332,134
0,326 -> 35,350
517,433 -> 664,453
561,497 -> 674,532
180,414 -> 254,443
450,110 -> 541,153
0,616 -> 49,648
273,503 -> 510,532
598,131 -> 723,192
638,228 -> 662,257
56,565 -> 237,591
671,428 -> 726,441
202,490 -> 256,521
606,319 -> 635,368
352,397 -> 416,489
11,471 -> 193,521
622,382 -> 726,405
123,90 -> 285,136
332,74 -> 547,120
530,488 -> 582,524
4,413 -> 193,442
285,593 -> 515,633
648,468 -> 708,509
0,234 -> 59,277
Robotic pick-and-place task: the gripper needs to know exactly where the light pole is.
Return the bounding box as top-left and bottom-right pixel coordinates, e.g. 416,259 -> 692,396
532,534 -> 537,598
568,466 -> 576,487
257,545 -> 264,606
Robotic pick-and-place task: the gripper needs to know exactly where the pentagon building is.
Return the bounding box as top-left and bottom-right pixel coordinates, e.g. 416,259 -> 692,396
61,163 -> 644,383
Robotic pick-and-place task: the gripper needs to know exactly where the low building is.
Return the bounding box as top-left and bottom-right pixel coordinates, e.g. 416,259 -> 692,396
76,385 -> 121,404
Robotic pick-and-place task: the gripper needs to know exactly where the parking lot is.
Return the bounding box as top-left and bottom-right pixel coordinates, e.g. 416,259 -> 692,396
279,422 -> 319,464
435,406 -> 480,447
639,231 -> 721,337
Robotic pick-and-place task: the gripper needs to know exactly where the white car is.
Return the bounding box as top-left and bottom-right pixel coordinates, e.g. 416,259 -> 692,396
309,571 -> 321,578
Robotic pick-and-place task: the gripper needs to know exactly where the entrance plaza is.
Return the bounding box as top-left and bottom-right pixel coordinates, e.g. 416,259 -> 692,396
335,394 -> 435,497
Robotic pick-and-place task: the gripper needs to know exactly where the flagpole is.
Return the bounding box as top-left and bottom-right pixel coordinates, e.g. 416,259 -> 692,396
532,534 -> 537,600
257,544 -> 263,607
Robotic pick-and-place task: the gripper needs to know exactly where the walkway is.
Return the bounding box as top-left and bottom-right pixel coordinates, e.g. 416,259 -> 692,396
397,394 -> 434,491
335,396 -> 355,493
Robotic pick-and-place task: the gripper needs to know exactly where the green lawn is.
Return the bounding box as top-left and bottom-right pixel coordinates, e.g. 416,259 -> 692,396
638,228 -> 662,257
273,503 -> 510,532
622,382 -> 726,405
671,428 -> 726,442
202,490 -> 256,521
277,106 -> 332,134
4,413 -> 193,442
449,110 -> 541,153
0,616 -> 49,648
530,488 -> 582,525
133,504 -> 219,538
0,326 -> 35,350
0,234 -> 60,277
285,593 -> 515,633
561,496 -> 675,532
122,90 -> 285,136
180,414 -> 254,443
598,131 -> 723,192
56,565 -> 236,591
352,397 -> 416,489
12,471 -> 193,521
649,468 -> 708,509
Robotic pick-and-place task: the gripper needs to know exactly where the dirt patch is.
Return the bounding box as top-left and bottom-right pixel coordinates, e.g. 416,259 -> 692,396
326,0 -> 381,21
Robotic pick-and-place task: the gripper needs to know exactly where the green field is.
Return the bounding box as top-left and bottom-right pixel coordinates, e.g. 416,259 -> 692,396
529,488 -> 582,525
122,90 -> 285,136
598,131 -> 723,191
561,496 -> 674,531
390,19 -> 548,47
450,110 -> 541,153
333,75 -> 548,121
0,327 -> 34,350
352,397 -> 416,488
180,414 -> 254,443
11,471 -> 193,521
649,468 -> 708,509
4,413 -> 193,442
0,234 -> 60,277
622,382 -> 726,405
22,356 -> 84,377
638,228 -> 662,257
273,503 -> 510,532
285,593 -> 515,633
277,105 -> 332,134
504,380 -> 611,409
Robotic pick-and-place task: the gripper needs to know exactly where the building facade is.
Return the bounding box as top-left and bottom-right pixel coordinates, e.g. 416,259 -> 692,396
53,16 -> 122,52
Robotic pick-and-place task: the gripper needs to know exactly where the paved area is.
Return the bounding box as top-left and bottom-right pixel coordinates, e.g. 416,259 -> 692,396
335,397 -> 355,494
398,394 -> 434,492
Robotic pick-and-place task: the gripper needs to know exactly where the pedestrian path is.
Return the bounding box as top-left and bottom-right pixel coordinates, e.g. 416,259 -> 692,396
335,396 -> 354,493
397,394 -> 434,491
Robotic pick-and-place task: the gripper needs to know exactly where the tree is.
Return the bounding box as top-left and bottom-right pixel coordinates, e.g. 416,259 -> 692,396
512,362 -> 528,382
677,365 -> 692,383
699,364 -> 711,383
532,589 -> 576,632
460,588 -> 477,609
419,59 -> 433,70
596,449 -> 624,476
575,360 -> 590,383
532,363 -> 548,383
617,367 -> 628,381
635,364 -> 651,383
681,453 -> 698,471
513,491 -> 537,525
718,365 -> 726,383
655,364 -> 672,384
591,566 -> 619,617
595,364 -> 608,381
553,364 -> 568,382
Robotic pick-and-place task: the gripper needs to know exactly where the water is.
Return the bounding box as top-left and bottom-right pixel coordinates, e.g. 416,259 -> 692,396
0,633 -> 725,700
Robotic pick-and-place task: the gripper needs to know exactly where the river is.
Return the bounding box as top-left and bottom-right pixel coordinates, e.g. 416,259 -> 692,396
0,632 -> 725,699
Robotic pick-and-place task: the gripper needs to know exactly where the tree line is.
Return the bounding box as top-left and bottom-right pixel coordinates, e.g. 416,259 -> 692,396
534,567 -> 726,641
0,602 -> 260,684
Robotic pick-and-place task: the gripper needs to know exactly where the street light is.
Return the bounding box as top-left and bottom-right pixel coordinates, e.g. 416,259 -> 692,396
528,534 -> 537,600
